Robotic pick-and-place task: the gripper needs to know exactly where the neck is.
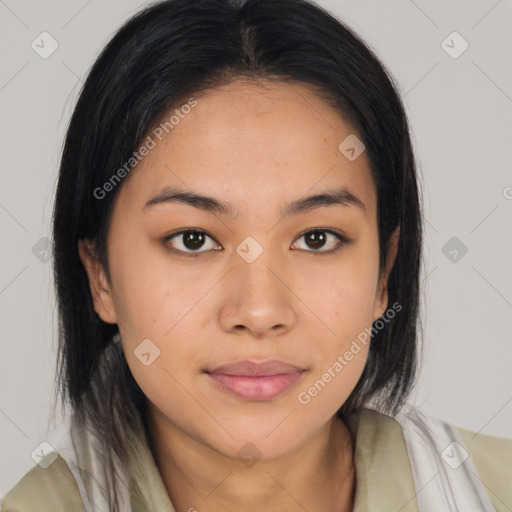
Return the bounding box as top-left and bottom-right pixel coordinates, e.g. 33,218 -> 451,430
146,406 -> 356,512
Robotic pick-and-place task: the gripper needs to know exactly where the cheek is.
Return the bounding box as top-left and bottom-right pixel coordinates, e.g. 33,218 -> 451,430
109,244 -> 210,399
311,255 -> 380,344
296,243 -> 378,395
296,302 -> 371,418
108,235 -> 199,337
123,349 -> 210,449
298,343 -> 370,407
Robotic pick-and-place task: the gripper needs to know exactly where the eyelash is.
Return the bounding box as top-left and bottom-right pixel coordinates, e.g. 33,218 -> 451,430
162,228 -> 350,257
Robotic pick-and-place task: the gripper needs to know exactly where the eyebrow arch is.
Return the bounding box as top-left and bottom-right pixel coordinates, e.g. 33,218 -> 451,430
143,185 -> 366,218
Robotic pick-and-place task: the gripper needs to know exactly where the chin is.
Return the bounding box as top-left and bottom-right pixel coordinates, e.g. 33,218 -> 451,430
205,423 -> 310,463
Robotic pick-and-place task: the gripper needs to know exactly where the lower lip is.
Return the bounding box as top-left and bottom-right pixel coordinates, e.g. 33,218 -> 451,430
207,372 -> 304,401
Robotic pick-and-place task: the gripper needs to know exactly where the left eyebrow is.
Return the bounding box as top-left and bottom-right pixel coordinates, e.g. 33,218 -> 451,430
282,186 -> 366,217
143,185 -> 366,218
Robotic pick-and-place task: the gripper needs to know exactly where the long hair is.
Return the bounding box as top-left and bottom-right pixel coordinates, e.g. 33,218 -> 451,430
52,0 -> 424,508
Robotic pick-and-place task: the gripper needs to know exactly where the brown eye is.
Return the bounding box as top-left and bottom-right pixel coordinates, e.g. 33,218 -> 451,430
292,229 -> 348,254
164,230 -> 219,254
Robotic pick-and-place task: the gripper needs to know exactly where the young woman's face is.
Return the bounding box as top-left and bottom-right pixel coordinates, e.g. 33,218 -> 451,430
81,79 -> 397,460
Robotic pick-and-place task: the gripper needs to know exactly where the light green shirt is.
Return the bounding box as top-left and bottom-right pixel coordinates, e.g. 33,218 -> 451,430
2,408 -> 511,511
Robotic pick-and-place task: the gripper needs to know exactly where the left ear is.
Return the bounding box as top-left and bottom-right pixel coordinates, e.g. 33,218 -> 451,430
373,225 -> 400,322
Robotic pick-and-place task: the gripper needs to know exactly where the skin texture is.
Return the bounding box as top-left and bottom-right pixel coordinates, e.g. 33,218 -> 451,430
79,79 -> 399,512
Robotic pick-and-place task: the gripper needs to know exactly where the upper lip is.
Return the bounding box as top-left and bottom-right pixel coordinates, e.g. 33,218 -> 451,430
207,359 -> 305,376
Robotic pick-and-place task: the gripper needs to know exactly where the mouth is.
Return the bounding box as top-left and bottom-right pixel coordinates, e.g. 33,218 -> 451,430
205,359 -> 307,401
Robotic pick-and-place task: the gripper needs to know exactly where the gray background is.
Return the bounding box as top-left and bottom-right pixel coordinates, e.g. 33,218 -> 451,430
1,0 -> 511,497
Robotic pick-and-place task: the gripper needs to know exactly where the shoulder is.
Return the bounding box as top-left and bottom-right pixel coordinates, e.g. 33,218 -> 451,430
352,407 -> 512,511
1,453 -> 85,512
457,426 -> 512,511
394,406 -> 512,512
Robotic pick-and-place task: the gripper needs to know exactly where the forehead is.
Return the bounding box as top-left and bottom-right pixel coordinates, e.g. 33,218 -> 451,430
115,79 -> 376,220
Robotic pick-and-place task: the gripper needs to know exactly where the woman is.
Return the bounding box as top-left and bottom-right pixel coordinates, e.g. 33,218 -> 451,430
2,0 -> 510,511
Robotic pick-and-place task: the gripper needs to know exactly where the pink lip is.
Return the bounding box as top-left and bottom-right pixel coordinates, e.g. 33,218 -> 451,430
206,359 -> 306,401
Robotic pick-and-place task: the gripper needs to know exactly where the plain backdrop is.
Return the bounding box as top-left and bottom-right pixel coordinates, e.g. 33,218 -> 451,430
1,0 -> 511,498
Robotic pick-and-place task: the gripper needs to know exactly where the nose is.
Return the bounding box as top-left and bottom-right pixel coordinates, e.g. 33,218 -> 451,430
216,247 -> 298,339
